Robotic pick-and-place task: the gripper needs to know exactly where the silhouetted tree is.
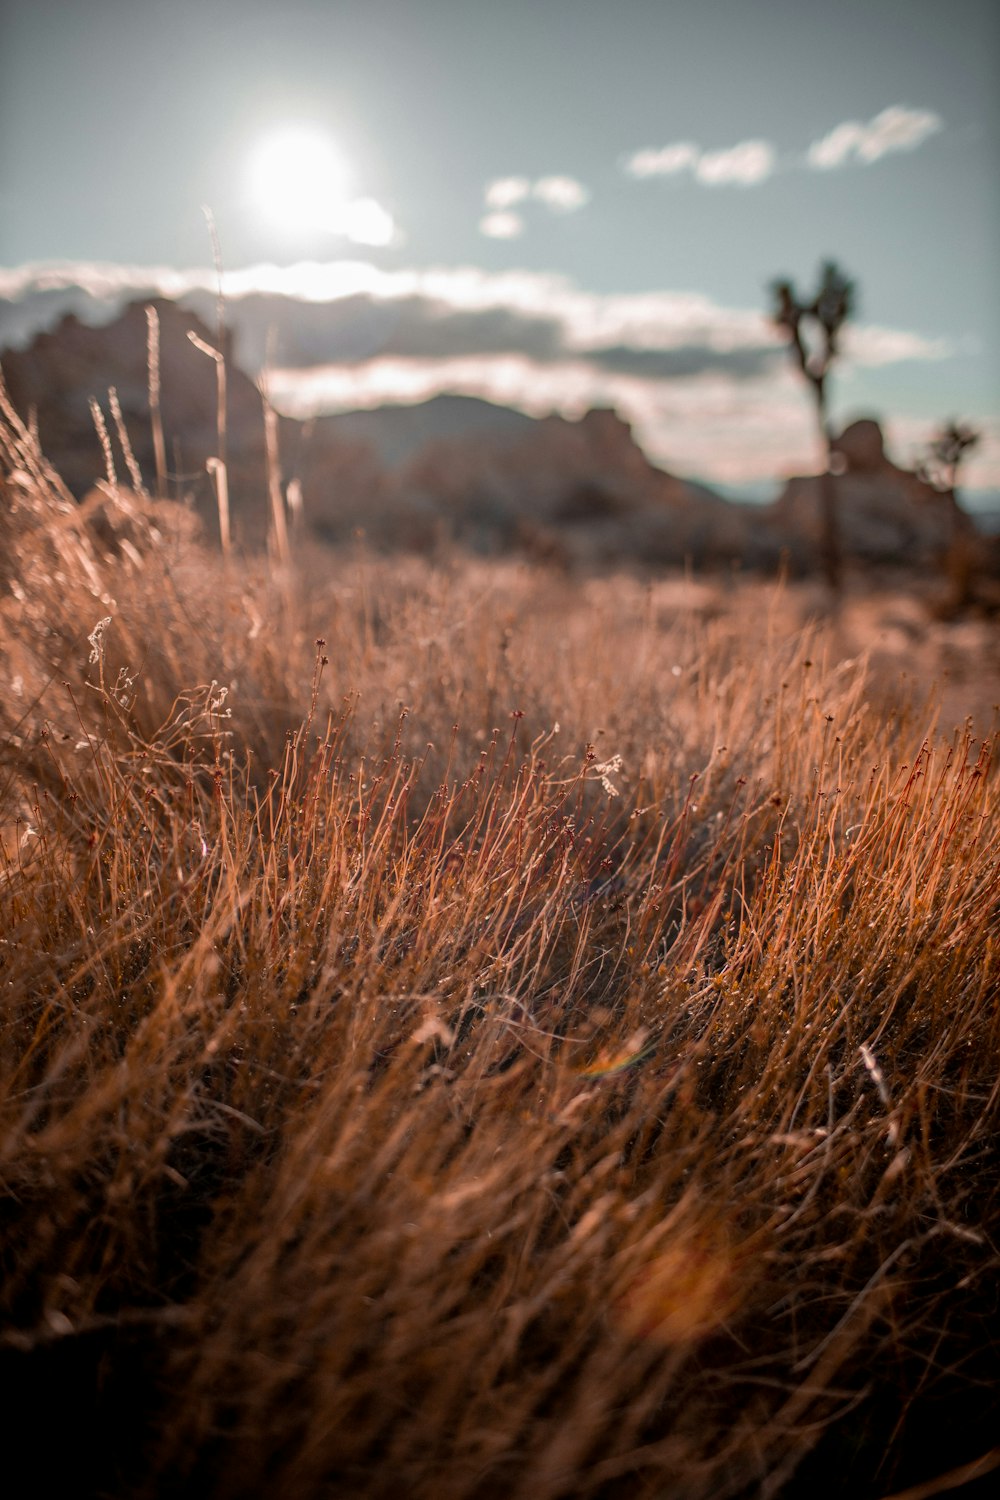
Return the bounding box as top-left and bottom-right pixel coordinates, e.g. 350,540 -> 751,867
920,419 -> 981,612
924,420 -> 980,493
770,261 -> 856,592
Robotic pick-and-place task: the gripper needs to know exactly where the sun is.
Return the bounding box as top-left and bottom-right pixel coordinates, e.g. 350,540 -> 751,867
248,124 -> 352,238
246,124 -> 395,246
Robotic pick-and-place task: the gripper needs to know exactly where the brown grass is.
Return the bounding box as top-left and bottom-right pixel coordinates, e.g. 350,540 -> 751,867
1,386 -> 998,1499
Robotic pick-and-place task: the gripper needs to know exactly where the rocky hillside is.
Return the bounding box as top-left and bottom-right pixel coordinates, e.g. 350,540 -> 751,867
1,298 -> 762,563
0,298 -> 273,542
291,400 -> 769,567
0,297 -> 979,575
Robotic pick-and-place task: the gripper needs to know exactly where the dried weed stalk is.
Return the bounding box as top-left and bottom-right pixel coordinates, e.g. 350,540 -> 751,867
0,401 -> 998,1500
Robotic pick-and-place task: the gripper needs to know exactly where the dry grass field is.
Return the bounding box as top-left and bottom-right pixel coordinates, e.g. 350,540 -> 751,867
1,391 -> 999,1498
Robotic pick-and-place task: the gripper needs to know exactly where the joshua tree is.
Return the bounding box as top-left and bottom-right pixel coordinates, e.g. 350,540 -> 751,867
920,420 -> 981,612
769,261 -> 856,592
924,419 -> 981,495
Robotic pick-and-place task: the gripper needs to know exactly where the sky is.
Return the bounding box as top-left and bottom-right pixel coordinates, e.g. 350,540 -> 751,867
1,0 -> 998,495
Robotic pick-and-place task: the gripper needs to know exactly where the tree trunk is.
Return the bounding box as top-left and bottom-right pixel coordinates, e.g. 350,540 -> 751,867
814,382 -> 842,594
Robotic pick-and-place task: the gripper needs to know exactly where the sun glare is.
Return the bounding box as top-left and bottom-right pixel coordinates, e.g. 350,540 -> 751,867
247,124 -> 395,246
248,124 -> 352,237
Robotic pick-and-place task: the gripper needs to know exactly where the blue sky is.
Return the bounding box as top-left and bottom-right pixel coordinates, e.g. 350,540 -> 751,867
1,0 -> 997,492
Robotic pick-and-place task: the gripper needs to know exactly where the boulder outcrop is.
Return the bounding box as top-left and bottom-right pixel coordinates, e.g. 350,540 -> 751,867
1,299 -> 272,542
297,399 -> 773,566
767,418 -> 964,569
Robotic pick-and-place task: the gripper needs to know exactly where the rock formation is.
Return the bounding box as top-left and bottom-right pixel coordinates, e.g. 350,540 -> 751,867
3,303 -> 978,577
294,400 -> 769,567
1,299 -> 272,543
768,417 -> 964,570
2,301 -> 757,566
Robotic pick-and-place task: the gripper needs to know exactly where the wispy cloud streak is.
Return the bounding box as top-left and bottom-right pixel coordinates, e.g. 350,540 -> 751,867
695,141 -> 775,186
624,106 -> 943,186
480,174 -> 589,234
0,260 -> 952,371
484,177 -> 531,210
531,176 -> 590,211
807,106 -> 943,168
623,138 -> 775,185
479,212 -> 525,240
625,143 -> 698,179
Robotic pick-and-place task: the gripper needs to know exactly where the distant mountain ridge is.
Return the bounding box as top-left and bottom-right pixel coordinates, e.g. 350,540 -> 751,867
2,278 -> 997,524
314,394 -> 540,470
1,297 -> 744,555
1,294 -> 979,574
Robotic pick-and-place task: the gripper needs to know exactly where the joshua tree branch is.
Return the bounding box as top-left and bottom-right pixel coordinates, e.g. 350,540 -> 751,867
769,263 -> 855,594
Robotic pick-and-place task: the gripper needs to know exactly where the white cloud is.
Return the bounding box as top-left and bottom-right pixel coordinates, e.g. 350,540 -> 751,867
807,122 -> 867,171
479,211 -> 525,240
484,176 -> 531,210
333,198 -> 396,247
695,140 -> 776,186
531,175 -> 590,212
623,143 -> 698,178
480,175 -> 589,233
622,138 -> 775,187
623,106 -> 943,190
0,260 -> 196,302
807,106 -> 942,168
843,324 -> 952,366
1,260 -> 950,371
